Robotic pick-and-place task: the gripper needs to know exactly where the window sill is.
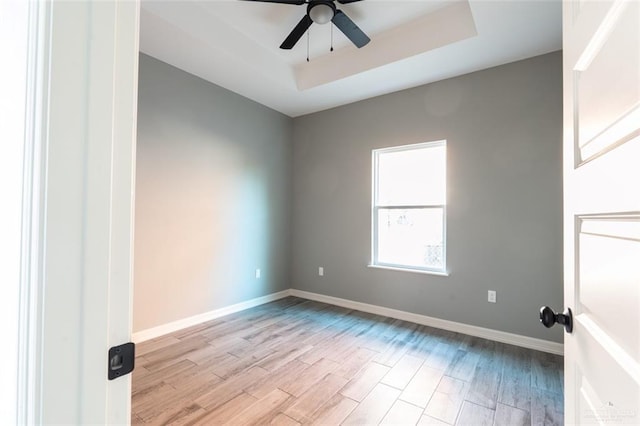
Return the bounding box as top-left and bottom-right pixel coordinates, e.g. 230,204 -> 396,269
367,264 -> 449,277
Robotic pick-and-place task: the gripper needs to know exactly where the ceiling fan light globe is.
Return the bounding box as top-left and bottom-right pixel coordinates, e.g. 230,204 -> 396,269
309,4 -> 334,25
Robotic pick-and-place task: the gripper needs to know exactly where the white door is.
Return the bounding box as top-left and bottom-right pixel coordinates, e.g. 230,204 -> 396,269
21,1 -> 140,424
563,0 -> 640,424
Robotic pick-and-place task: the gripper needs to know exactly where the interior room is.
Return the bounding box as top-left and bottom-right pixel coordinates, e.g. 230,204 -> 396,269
131,1 -> 564,425
8,0 -> 638,424
127,1 -> 563,424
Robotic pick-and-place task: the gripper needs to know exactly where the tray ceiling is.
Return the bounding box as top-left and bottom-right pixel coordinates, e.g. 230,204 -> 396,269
140,0 -> 561,117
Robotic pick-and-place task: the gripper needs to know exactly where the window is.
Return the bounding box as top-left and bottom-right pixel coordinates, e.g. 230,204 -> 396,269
371,141 -> 446,274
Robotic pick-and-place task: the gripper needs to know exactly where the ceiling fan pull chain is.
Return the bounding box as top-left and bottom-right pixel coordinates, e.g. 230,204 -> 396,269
330,23 -> 334,52
307,28 -> 310,62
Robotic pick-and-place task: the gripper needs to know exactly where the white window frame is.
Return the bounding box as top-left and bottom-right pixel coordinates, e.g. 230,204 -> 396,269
370,140 -> 447,275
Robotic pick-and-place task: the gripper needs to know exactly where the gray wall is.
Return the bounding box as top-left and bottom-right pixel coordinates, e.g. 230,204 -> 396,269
291,52 -> 564,342
135,52 -> 563,343
134,54 -> 292,332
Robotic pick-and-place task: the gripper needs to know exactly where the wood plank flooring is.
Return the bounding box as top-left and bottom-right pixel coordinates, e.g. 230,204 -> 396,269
132,297 -> 564,425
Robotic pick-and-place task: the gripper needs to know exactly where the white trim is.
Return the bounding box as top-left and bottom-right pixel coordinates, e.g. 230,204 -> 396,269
1,1 -> 33,422
132,290 -> 292,343
131,288 -> 563,355
367,264 -> 450,277
371,140 -> 448,274
29,2 -> 140,423
374,139 -> 447,154
290,289 -> 564,355
104,3 -> 140,424
17,1 -> 49,424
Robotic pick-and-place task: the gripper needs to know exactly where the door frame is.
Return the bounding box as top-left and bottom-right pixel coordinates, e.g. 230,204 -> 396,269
1,1 -> 33,423
17,1 -> 140,423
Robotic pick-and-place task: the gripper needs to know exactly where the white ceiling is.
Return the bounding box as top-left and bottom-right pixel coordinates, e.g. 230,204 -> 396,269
140,0 -> 562,117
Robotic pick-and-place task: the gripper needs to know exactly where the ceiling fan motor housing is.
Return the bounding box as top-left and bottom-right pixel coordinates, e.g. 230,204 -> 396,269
267,0 -> 369,50
308,1 -> 336,25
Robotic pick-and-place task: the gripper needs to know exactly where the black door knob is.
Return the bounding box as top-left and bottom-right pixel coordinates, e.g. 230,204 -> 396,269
539,306 -> 573,333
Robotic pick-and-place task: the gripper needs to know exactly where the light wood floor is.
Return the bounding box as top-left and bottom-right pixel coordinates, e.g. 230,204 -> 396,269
132,297 -> 564,425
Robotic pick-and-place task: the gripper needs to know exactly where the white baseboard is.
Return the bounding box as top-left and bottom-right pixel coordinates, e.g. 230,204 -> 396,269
132,288 -> 563,355
289,289 -> 563,355
132,290 -> 292,343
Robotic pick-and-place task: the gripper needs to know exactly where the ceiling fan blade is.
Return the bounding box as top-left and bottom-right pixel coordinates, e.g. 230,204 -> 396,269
331,10 -> 370,48
336,0 -> 363,3
240,0 -> 306,4
280,14 -> 313,49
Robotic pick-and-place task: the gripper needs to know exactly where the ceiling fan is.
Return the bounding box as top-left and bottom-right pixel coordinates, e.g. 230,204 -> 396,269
244,0 -> 370,50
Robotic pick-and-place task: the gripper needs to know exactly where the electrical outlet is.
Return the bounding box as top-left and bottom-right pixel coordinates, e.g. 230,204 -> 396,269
318,267 -> 324,277
488,290 -> 497,303
255,269 -> 261,279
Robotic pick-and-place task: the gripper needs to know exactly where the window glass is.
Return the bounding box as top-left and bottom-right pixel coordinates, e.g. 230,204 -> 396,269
372,141 -> 446,274
377,145 -> 446,206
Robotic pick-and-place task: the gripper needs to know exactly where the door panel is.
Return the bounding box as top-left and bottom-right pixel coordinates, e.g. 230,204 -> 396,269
578,216 -> 640,360
577,327 -> 640,424
564,0 -> 640,423
576,1 -> 639,162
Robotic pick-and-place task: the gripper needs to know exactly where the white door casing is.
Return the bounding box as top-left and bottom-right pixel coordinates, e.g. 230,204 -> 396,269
0,1 -> 30,423
563,0 -> 640,424
23,1 -> 140,423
